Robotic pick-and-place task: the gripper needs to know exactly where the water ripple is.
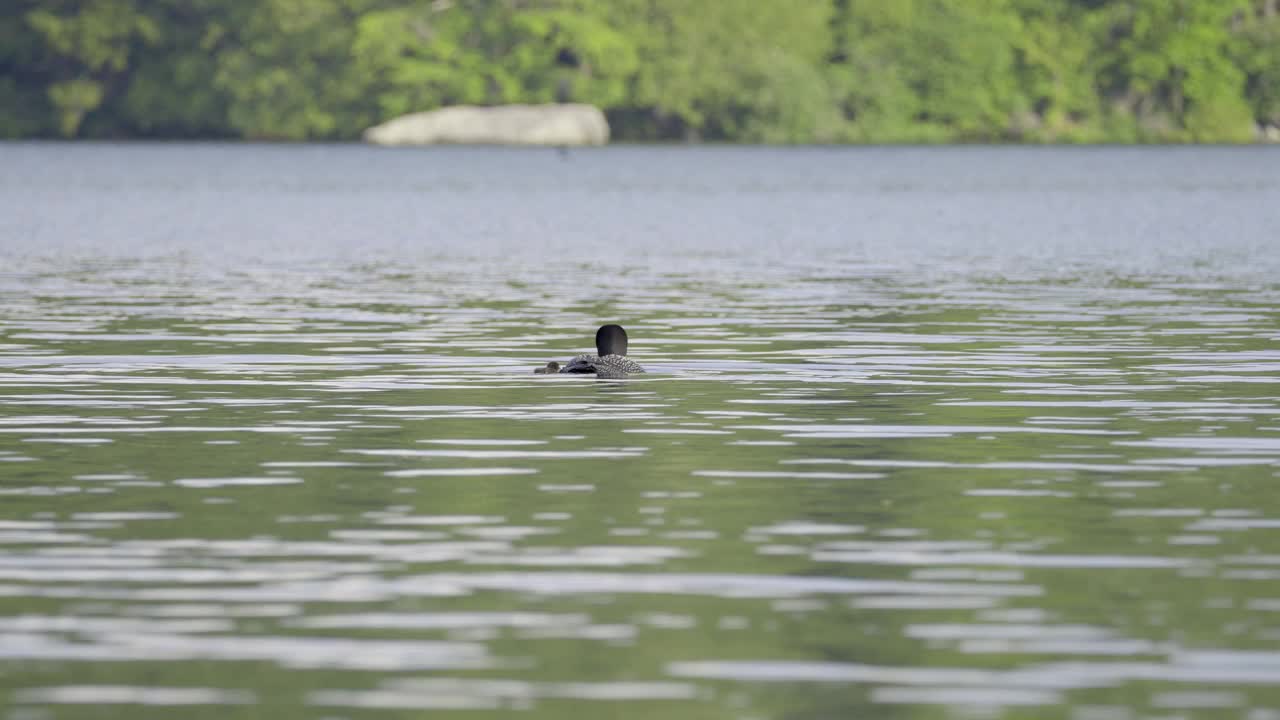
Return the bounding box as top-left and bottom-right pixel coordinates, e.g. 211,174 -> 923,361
2,144 -> 1278,719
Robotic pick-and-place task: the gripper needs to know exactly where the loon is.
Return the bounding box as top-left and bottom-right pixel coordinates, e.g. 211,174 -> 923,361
559,324 -> 645,379
534,361 -> 560,374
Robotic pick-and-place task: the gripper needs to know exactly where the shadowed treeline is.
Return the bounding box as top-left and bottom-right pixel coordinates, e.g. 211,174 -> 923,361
2,0 -> 1279,143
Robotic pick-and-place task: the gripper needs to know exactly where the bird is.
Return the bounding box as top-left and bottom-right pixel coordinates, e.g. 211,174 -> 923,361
558,324 -> 645,379
533,361 -> 561,374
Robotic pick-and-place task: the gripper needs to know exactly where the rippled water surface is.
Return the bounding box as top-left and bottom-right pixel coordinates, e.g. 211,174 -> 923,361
2,143 -> 1280,719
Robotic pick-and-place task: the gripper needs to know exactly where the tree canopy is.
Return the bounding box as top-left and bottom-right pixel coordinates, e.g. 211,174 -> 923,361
2,0 -> 1277,142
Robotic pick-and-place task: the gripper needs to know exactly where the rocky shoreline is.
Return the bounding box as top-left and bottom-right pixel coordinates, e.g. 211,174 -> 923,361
364,104 -> 610,146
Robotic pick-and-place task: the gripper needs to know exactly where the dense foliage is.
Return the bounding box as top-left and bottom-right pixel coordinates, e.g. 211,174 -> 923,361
2,0 -> 1278,142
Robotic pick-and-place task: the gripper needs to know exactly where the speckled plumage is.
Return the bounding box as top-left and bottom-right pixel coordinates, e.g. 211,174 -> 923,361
559,353 -> 645,379
556,324 -> 645,378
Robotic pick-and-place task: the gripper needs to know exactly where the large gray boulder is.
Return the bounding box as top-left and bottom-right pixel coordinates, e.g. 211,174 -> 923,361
364,103 -> 609,146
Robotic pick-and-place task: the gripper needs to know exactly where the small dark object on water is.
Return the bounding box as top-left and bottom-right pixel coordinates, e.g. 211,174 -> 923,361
559,324 -> 645,379
534,361 -> 560,374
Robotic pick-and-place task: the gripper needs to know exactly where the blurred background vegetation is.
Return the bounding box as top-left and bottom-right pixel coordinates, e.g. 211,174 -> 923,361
2,0 -> 1278,143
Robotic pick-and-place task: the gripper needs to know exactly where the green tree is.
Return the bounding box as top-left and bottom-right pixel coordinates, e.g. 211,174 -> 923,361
1092,0 -> 1255,141
0,0 -> 1275,143
0,3 -> 52,137
104,1 -> 240,137
1008,0 -> 1103,141
1233,1 -> 1280,131
603,0 -> 839,142
19,0 -> 161,136
829,0 -> 1024,142
353,0 -> 638,123
211,0 -> 388,140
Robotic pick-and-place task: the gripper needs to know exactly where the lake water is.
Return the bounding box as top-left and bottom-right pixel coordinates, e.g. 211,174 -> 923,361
1,143 -> 1279,719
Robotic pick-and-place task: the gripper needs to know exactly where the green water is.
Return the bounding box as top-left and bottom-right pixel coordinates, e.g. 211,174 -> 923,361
1,143 -> 1279,719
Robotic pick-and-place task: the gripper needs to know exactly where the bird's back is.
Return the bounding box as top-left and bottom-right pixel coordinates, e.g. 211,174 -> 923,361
560,354 -> 645,378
